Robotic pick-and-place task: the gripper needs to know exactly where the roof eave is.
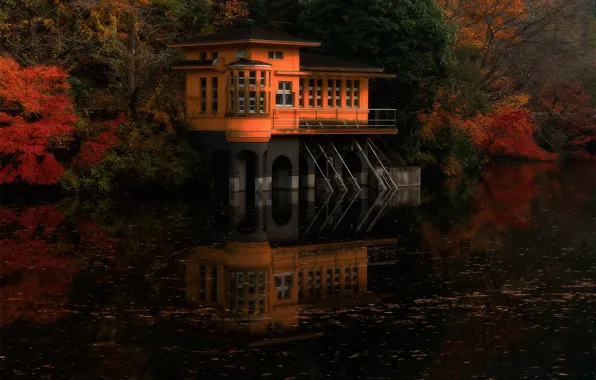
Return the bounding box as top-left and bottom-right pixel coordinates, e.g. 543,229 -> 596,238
300,66 -> 386,73
169,39 -> 321,48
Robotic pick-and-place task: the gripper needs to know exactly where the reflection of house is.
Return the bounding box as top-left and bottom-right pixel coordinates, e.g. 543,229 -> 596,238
169,26 -> 420,193
185,238 -> 395,344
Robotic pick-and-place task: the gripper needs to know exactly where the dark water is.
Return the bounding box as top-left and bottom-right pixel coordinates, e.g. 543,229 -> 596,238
1,163 -> 594,379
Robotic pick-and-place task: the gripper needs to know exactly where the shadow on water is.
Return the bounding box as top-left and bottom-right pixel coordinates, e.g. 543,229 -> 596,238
0,162 -> 595,379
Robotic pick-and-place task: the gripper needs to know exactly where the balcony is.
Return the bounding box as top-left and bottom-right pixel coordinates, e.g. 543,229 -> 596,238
272,108 -> 397,135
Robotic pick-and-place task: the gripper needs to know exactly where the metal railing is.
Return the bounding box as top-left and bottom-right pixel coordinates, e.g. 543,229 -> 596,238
272,108 -> 396,129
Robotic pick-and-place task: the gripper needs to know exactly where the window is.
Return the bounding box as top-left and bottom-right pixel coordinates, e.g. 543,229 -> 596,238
211,52 -> 218,60
229,91 -> 234,112
249,91 -> 256,113
249,71 -> 256,86
238,71 -> 245,87
299,80 -> 304,107
238,92 -> 245,113
327,80 -> 334,107
236,49 -> 246,58
275,273 -> 293,300
260,71 -> 266,87
200,77 -> 207,113
308,79 -> 314,107
276,81 -> 294,107
353,80 -> 360,108
200,52 -> 207,60
346,80 -> 352,108
259,92 -> 266,113
212,77 -> 218,113
316,79 -> 322,107
268,51 -> 284,60
335,81 -> 341,107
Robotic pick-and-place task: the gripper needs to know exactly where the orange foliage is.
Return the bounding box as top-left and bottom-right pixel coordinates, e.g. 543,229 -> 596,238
211,0 -> 250,30
439,0 -> 529,48
0,57 -> 77,184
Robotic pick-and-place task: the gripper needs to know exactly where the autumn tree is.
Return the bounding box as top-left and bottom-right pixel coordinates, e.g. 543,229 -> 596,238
0,57 -> 77,184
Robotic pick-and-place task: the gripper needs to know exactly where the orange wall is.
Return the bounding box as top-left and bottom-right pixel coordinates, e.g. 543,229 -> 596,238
183,43 -> 375,142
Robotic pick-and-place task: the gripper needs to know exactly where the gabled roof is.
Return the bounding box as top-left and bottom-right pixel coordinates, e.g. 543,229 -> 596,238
300,53 -> 384,73
169,26 -> 320,47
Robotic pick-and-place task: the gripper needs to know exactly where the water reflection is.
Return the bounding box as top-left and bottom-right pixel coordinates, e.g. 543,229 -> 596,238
227,187 -> 420,244
0,163 -> 594,379
186,239 -> 396,346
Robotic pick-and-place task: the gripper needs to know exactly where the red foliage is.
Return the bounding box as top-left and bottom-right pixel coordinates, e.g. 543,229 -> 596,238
76,115 -> 126,166
0,205 -> 77,326
0,57 -> 78,184
465,109 -> 557,161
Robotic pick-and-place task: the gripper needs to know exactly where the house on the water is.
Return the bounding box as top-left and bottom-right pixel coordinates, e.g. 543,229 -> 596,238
169,26 -> 420,193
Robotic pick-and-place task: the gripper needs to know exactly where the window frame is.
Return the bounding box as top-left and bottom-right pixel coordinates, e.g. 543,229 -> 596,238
276,81 -> 294,107
268,51 -> 284,60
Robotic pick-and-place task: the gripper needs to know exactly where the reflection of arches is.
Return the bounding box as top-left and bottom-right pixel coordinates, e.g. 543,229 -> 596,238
210,149 -> 229,193
236,150 -> 257,193
272,190 -> 292,225
315,155 -> 328,192
272,155 -> 292,190
299,155 -> 309,188
342,151 -> 362,179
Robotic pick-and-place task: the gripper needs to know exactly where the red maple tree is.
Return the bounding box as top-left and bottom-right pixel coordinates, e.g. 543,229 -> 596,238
0,57 -> 78,184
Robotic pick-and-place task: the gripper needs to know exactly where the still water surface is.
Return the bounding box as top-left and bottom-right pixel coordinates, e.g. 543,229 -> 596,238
1,163 -> 594,379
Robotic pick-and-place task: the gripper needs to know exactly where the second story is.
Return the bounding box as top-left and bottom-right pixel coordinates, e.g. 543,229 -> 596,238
170,27 -> 397,141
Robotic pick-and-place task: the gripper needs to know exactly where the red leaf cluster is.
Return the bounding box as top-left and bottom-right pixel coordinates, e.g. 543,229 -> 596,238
464,108 -> 557,161
0,57 -> 78,184
76,115 -> 126,166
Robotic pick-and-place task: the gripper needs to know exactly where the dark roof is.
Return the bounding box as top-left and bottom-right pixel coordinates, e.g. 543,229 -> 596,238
172,26 -> 319,46
172,59 -> 214,66
300,53 -> 383,71
228,59 -> 272,67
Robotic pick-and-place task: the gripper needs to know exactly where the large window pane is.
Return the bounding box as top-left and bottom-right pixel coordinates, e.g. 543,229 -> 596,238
212,77 -> 218,113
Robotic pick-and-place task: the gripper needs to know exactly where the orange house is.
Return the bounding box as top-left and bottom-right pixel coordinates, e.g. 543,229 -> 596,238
170,26 -> 401,193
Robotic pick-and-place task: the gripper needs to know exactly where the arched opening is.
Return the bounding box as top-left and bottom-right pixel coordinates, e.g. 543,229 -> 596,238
236,150 -> 257,193
272,155 -> 292,190
315,155 -> 328,192
210,149 -> 229,196
342,151 -> 362,182
272,190 -> 292,225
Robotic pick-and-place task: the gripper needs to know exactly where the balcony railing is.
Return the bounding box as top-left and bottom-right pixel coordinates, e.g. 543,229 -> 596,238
272,108 -> 396,130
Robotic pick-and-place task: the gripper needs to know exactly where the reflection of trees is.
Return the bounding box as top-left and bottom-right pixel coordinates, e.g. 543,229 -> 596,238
421,163 -> 558,258
0,205 -> 77,326
418,162 -> 595,379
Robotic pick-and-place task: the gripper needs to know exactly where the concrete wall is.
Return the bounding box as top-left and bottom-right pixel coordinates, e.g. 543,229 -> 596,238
389,166 -> 421,187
